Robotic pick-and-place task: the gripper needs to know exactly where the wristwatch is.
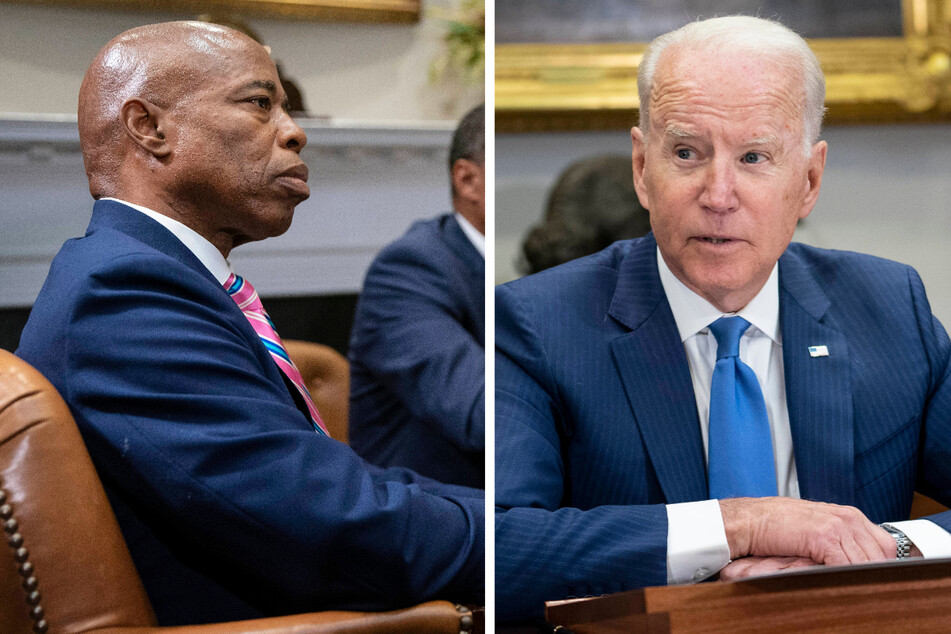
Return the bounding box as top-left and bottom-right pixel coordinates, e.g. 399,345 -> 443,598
880,523 -> 912,560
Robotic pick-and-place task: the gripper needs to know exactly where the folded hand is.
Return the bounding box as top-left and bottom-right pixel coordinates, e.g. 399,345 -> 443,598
719,497 -> 896,565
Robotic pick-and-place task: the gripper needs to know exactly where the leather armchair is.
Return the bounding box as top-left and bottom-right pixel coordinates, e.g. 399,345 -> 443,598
0,350 -> 472,634
283,340 -> 350,444
910,492 -> 949,520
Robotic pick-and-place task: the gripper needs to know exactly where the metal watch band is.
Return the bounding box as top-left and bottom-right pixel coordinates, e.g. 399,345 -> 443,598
880,523 -> 912,560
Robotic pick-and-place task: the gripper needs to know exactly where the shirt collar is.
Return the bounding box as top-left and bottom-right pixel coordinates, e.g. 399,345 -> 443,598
103,197 -> 234,285
454,212 -> 485,258
656,246 -> 780,344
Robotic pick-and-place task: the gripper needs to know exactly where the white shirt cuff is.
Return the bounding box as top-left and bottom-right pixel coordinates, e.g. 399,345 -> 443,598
887,519 -> 951,558
666,499 -> 731,584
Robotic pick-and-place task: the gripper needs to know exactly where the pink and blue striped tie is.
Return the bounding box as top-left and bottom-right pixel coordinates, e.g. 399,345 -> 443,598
224,273 -> 329,436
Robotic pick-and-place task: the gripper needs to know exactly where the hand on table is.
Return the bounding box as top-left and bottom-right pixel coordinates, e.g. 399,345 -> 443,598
719,555 -> 819,581
719,497 -> 896,566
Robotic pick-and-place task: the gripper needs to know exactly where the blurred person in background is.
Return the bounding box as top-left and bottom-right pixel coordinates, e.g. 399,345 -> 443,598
349,104 -> 486,488
520,154 -> 651,275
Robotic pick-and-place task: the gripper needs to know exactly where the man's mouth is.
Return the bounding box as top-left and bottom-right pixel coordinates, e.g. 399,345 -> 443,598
278,164 -> 309,182
699,237 -> 734,245
275,164 -> 310,198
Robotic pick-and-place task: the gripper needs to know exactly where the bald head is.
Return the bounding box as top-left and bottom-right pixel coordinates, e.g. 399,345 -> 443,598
78,21 -> 261,198
77,21 -> 309,257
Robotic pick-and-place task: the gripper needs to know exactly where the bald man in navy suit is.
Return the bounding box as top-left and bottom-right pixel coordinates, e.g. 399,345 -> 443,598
17,21 -> 483,625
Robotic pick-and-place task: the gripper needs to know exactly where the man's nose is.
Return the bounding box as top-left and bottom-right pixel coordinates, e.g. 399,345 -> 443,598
277,109 -> 307,152
698,157 -> 739,213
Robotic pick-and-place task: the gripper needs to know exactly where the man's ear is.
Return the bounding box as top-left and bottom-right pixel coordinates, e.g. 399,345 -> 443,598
452,158 -> 483,204
120,98 -> 171,158
799,140 -> 827,221
631,126 -> 651,210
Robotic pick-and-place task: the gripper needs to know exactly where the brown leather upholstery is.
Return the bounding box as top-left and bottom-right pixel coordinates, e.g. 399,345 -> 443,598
119,602 -> 474,633
284,340 -> 350,444
910,491 -> 950,520
0,350 -> 472,634
0,349 -> 156,634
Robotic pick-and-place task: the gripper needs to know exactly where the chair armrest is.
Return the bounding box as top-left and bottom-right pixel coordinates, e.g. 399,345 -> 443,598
910,491 -> 950,519
96,601 -> 474,634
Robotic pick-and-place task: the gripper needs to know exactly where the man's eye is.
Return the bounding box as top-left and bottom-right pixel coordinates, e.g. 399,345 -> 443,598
251,96 -> 271,109
676,148 -> 694,160
743,152 -> 763,164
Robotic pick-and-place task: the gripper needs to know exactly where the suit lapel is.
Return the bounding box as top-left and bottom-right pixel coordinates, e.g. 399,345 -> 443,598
88,199 -> 220,287
90,200 -> 314,426
779,249 -> 854,505
443,214 -> 484,275
608,236 -> 708,503
443,214 -> 485,341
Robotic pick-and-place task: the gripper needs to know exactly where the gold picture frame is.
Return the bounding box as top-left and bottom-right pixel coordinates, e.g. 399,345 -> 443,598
0,0 -> 420,23
496,0 -> 951,132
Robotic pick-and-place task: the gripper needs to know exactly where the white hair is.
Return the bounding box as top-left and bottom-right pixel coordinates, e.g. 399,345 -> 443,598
637,16 -> 826,157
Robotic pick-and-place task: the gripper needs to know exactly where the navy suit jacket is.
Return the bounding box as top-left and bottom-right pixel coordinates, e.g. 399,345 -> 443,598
349,214 -> 485,488
495,233 -> 951,621
17,200 -> 484,625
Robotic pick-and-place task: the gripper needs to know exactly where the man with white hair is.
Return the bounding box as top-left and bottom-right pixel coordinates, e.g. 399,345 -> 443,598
495,15 -> 951,622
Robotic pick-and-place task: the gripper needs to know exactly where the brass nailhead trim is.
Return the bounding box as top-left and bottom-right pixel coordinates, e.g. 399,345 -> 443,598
0,482 -> 48,632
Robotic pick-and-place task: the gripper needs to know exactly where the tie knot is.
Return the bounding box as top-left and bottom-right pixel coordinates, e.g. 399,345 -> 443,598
709,316 -> 750,360
224,274 -> 264,313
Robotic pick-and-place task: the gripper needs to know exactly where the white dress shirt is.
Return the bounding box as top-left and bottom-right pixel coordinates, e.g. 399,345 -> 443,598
657,248 -> 951,584
102,197 -> 233,284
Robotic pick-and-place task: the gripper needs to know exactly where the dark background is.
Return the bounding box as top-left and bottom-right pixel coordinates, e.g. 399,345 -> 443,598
0,294 -> 359,356
497,0 -> 903,44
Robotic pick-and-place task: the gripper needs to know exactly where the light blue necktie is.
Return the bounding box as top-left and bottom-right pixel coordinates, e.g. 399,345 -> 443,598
707,316 -> 778,498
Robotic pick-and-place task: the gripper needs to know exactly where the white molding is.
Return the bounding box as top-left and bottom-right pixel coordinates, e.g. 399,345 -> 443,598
0,117 -> 454,307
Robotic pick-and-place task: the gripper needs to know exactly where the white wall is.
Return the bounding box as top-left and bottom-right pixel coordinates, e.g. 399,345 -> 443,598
0,118 -> 455,307
0,1 -> 482,121
497,124 -> 951,326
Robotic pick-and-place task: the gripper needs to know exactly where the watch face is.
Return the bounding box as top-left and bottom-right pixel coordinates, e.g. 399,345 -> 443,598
880,524 -> 910,558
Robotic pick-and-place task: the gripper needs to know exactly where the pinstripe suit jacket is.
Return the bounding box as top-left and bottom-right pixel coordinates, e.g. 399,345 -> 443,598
495,233 -> 951,621
17,200 -> 485,625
